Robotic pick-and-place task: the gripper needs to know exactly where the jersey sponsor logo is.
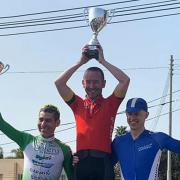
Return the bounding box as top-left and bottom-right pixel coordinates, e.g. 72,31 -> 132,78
36,155 -> 51,161
138,143 -> 152,151
34,141 -> 60,155
30,168 -> 50,180
32,159 -> 54,168
31,174 -> 49,180
30,168 -> 50,176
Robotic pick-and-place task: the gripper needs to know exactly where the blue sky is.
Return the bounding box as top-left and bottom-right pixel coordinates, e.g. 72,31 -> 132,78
0,0 -> 180,157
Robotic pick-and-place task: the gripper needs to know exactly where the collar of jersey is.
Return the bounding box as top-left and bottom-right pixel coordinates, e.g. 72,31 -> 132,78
129,129 -> 148,141
85,95 -> 103,105
40,135 -> 55,141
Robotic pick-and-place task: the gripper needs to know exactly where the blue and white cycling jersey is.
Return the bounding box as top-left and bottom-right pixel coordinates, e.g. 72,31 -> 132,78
112,130 -> 180,180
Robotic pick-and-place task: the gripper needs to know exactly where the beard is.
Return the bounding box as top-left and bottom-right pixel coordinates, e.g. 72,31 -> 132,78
85,88 -> 102,100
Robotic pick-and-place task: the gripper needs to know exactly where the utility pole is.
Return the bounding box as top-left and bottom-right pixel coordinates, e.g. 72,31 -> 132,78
167,55 -> 174,180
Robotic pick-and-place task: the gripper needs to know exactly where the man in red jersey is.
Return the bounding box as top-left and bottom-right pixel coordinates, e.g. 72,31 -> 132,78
55,45 -> 130,180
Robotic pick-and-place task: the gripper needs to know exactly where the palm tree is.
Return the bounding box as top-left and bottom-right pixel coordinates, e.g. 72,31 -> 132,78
114,126 -> 128,180
0,147 -> 3,159
114,126 -> 127,137
11,148 -> 24,158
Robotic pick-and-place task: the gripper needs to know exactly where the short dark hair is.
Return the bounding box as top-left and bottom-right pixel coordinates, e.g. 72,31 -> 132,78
84,67 -> 104,80
39,104 -> 60,120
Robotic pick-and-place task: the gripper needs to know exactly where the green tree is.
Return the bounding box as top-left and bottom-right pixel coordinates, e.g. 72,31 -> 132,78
10,148 -> 24,158
159,151 -> 180,180
114,126 -> 127,137
0,147 -> 3,159
158,150 -> 167,180
114,126 -> 128,180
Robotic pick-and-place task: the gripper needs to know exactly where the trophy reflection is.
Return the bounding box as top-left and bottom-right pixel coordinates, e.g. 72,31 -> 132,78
84,7 -> 113,59
0,61 -> 10,75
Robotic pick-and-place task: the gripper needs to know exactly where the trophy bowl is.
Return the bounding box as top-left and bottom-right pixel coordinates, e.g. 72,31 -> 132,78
84,7 -> 113,59
88,7 -> 108,46
0,61 -> 10,75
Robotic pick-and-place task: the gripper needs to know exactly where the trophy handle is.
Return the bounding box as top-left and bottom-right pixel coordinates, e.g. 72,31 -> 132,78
107,9 -> 115,23
83,8 -> 89,24
0,64 -> 10,75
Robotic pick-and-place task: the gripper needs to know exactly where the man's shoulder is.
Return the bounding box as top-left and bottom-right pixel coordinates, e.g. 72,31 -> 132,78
55,139 -> 71,150
113,132 -> 130,142
148,130 -> 168,138
104,93 -> 124,107
66,94 -> 83,105
148,130 -> 170,146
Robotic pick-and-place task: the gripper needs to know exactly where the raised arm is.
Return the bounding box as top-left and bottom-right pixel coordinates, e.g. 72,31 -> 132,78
55,46 -> 90,102
97,46 -> 130,98
0,113 -> 32,149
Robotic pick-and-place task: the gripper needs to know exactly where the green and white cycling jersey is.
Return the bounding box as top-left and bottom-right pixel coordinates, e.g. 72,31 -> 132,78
0,113 -> 73,180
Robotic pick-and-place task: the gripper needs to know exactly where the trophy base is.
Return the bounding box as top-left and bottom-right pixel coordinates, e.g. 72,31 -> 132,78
84,45 -> 99,59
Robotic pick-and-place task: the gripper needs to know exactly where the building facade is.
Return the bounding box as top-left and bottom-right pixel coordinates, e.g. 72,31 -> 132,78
0,159 -> 67,180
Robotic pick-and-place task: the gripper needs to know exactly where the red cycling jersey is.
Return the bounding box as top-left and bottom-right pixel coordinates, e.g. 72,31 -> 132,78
68,94 -> 123,153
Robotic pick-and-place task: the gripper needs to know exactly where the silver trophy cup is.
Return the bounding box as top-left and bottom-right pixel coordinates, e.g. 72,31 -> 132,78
0,61 -> 10,75
84,7 -> 113,59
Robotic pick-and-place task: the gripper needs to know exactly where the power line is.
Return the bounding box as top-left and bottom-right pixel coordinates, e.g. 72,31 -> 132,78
148,100 -> 173,109
0,11 -> 179,37
110,11 -> 180,24
1,98 -> 179,138
56,126 -> 75,133
0,0 -> 141,19
5,66 -> 168,74
117,98 -> 179,115
148,89 -> 180,103
114,0 -> 180,13
1,107 -> 180,147
1,96 -> 180,146
117,94 -> 180,115
0,125 -> 76,146
0,0 -> 178,27
0,13 -> 83,27
113,5 -> 180,18
0,24 -> 87,37
114,0 -> 180,11
0,121 -> 75,136
146,108 -> 180,121
0,1 -> 179,36
0,17 -> 84,30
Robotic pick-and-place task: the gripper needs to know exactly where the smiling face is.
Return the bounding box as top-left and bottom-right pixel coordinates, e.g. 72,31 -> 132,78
126,110 -> 149,133
82,70 -> 106,100
38,111 -> 60,138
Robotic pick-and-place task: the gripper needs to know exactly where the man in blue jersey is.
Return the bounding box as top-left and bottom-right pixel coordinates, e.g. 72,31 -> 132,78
112,97 -> 180,180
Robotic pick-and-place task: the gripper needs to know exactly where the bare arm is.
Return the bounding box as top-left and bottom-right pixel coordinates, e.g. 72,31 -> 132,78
55,46 -> 90,102
97,46 -> 130,98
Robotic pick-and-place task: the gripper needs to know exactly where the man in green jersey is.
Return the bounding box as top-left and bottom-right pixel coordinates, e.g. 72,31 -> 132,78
0,104 -> 73,180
